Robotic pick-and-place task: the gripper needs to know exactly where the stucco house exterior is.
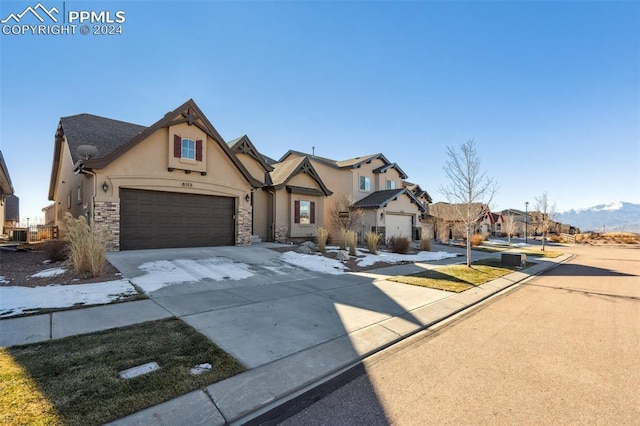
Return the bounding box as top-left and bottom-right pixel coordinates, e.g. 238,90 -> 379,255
429,202 -> 492,240
279,151 -> 427,242
48,99 -> 262,251
0,151 -> 16,235
227,136 -> 332,242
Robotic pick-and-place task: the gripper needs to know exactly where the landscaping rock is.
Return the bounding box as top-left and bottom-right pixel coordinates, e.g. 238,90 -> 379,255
301,241 -> 316,250
296,245 -> 313,255
336,250 -> 350,262
190,363 -> 213,375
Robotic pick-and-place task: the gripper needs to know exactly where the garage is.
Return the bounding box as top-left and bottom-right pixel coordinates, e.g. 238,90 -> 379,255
385,213 -> 413,240
120,189 -> 235,250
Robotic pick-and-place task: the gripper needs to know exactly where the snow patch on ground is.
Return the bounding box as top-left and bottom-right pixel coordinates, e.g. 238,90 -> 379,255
0,279 -> 137,318
131,258 -> 255,293
355,250 -> 459,267
31,267 -> 67,278
282,249 -> 458,273
281,251 -> 348,274
0,276 -> 8,285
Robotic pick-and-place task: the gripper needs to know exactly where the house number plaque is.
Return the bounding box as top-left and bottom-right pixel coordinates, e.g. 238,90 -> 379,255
181,182 -> 193,187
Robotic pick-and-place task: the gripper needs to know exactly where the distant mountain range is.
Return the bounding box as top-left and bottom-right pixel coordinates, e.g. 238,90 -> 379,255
556,202 -> 640,233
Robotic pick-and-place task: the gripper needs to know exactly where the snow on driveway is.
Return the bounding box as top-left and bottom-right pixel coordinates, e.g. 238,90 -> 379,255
131,257 -> 255,293
0,279 -> 138,318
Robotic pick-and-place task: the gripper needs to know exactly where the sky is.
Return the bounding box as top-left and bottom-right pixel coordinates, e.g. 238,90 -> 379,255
1,0 -> 639,224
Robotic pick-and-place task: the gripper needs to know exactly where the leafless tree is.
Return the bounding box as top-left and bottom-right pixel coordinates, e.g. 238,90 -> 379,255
503,212 -> 516,244
534,191 -> 557,251
440,140 -> 497,266
329,194 -> 364,234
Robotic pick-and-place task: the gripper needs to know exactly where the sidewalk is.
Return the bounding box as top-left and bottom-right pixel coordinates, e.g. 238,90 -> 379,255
0,250 -> 572,425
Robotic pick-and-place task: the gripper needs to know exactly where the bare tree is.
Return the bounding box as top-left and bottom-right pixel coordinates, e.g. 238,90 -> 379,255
503,212 -> 516,244
440,140 -> 497,266
534,191 -> 556,251
329,194 -> 364,234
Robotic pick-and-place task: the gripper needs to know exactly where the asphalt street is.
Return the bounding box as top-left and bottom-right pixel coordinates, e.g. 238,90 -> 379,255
278,244 -> 640,425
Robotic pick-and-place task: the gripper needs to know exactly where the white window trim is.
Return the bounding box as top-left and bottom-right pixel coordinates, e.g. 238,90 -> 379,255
181,138 -> 196,160
359,176 -> 371,192
299,200 -> 311,225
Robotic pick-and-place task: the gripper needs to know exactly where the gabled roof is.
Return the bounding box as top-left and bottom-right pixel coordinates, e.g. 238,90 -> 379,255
352,188 -> 426,212
0,151 -> 14,196
372,163 -> 408,180
279,150 -> 392,171
268,156 -> 332,196
403,182 -> 433,204
227,135 -> 274,172
501,208 -> 527,216
49,99 -> 262,199
58,114 -> 147,164
430,202 -> 489,221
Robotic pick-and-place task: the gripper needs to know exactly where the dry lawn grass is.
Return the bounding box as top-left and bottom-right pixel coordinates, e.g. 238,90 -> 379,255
389,258 -> 531,293
2,319 -> 244,426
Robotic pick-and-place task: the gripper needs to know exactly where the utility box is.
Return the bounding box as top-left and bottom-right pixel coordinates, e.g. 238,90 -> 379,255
502,253 -> 526,267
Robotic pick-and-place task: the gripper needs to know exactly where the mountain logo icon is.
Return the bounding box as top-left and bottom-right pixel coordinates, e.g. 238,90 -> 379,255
1,3 -> 59,24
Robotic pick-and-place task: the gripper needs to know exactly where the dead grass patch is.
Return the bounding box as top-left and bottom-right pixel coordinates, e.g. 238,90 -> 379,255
3,318 -> 245,425
389,258 -> 531,292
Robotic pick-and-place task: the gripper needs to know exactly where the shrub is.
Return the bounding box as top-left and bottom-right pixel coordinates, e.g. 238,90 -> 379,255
317,227 -> 329,253
419,235 -> 431,251
39,239 -> 69,262
346,230 -> 358,256
63,213 -> 106,277
388,236 -> 411,254
364,231 -> 381,254
470,233 -> 484,247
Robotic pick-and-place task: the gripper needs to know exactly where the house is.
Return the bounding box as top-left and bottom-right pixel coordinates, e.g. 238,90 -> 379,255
500,208 -> 530,237
227,136 -> 332,242
0,151 -> 16,236
48,99 -> 262,251
429,202 -> 492,240
279,151 -> 427,242
490,212 -> 504,236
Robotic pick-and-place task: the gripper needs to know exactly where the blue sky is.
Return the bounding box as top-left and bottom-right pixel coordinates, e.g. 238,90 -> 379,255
1,1 -> 639,224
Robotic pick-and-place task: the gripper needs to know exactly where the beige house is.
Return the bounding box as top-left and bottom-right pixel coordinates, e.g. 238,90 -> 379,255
48,99 -> 262,251
227,136 -> 332,242
279,151 -> 427,242
0,151 -> 16,235
429,202 -> 492,240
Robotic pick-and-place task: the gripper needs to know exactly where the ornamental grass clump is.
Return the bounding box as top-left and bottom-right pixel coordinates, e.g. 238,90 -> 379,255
346,230 -> 358,257
470,233 -> 485,247
419,234 -> 432,251
388,236 -> 411,254
317,227 -> 329,253
63,212 -> 106,277
365,231 -> 381,254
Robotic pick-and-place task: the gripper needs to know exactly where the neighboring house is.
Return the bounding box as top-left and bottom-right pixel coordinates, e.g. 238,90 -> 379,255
279,151 -> 427,242
429,202 -> 491,240
227,135 -> 332,242
48,99 -> 262,251
42,204 -> 55,225
0,151 -> 16,235
490,212 -> 504,236
500,208 -> 530,237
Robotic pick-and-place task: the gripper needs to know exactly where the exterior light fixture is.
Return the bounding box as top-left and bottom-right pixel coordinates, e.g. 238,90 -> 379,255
245,193 -> 251,202
380,212 -> 384,220
102,182 -> 109,193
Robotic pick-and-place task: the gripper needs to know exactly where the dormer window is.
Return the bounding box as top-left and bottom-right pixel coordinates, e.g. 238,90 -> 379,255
182,138 -> 195,160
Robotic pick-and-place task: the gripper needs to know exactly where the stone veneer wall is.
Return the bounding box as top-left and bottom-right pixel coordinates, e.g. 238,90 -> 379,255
236,205 -> 252,246
93,200 -> 120,251
275,225 -> 289,243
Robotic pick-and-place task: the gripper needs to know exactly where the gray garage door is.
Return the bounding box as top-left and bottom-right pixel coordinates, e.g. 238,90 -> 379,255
120,189 -> 235,250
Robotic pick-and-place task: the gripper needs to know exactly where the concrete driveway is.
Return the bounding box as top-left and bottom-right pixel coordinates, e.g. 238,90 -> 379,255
107,243 -> 455,369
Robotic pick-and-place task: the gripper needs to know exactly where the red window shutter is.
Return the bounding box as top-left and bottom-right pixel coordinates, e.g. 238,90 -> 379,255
310,201 -> 316,224
196,140 -> 203,161
294,200 -> 300,224
173,135 -> 181,157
